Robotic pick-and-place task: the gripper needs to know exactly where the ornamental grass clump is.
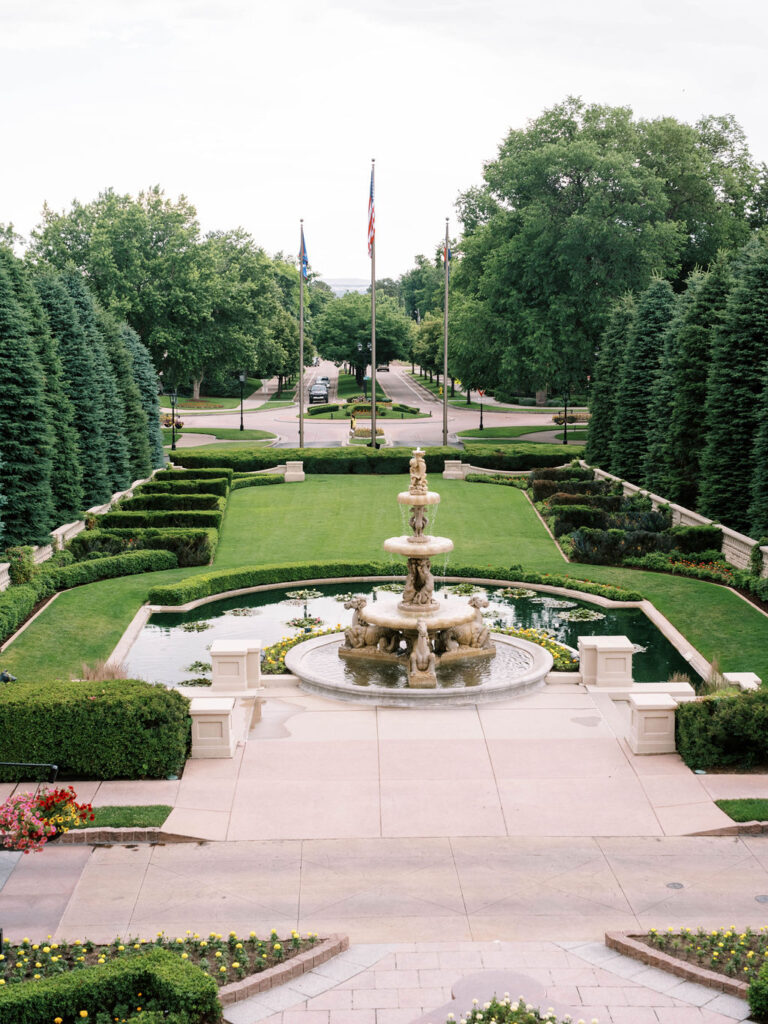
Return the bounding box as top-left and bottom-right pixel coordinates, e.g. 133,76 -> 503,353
0,786 -> 94,854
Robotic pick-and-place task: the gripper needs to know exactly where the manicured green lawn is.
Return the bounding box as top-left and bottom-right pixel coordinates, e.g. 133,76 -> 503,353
162,427 -> 275,443
4,477 -> 768,684
81,805 -> 173,829
159,395 -> 243,410
459,425 -> 556,438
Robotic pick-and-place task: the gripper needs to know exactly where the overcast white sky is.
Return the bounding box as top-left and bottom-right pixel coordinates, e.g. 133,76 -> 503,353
1,0 -> 766,281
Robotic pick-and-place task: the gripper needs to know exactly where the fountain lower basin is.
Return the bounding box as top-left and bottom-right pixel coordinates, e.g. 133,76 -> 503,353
286,632 -> 553,706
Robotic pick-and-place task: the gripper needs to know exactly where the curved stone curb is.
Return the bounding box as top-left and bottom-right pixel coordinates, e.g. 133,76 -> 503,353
57,828 -> 198,845
605,931 -> 748,998
218,934 -> 349,1007
689,820 -> 768,837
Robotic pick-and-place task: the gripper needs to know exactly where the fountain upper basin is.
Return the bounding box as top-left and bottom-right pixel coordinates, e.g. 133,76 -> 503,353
396,490 -> 441,506
383,535 -> 453,557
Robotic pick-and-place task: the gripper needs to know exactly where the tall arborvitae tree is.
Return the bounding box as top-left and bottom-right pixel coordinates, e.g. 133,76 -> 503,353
61,271 -> 131,492
0,263 -> 55,544
749,373 -> 768,536
0,249 -> 83,524
585,294 -> 635,468
34,273 -> 111,507
665,254 -> 733,508
121,325 -> 164,468
96,307 -> 152,482
610,277 -> 676,483
643,291 -> 682,495
700,239 -> 768,532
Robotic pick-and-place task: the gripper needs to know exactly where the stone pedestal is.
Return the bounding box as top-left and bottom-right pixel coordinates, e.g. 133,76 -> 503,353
407,668 -> 437,688
285,461 -> 305,482
628,693 -> 677,755
189,697 -> 235,758
579,635 -> 634,687
209,639 -> 262,690
723,671 -> 761,692
442,460 -> 465,480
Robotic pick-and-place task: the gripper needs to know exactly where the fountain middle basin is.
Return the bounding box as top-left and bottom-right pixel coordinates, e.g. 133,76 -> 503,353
286,630 -> 553,706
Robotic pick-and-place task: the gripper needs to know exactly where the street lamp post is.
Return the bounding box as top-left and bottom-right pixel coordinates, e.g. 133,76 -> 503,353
170,388 -> 178,450
478,388 -> 485,431
562,387 -> 570,446
238,371 -> 246,431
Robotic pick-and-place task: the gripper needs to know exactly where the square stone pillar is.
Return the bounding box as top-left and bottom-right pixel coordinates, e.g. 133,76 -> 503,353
284,461 -> 305,482
189,697 -> 235,758
578,635 -> 634,687
628,693 -> 677,755
442,460 -> 465,480
209,639 -> 262,690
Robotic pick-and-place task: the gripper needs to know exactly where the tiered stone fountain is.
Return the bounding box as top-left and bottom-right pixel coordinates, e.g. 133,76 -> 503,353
338,448 -> 495,688
285,449 -> 554,705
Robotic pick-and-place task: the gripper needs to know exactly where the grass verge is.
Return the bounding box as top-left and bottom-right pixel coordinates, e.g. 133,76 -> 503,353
715,798 -> 768,822
73,804 -> 173,829
162,427 -> 275,443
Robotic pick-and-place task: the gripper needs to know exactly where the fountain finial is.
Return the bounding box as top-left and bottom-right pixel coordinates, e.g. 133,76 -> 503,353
408,447 -> 428,496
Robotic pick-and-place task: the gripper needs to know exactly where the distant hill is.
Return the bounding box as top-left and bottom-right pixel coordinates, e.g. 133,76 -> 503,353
321,278 -> 369,296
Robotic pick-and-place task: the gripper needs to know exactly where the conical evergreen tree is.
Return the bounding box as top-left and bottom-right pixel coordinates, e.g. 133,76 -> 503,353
0,263 -> 55,544
749,373 -> 768,536
665,254 -> 732,508
121,325 -> 164,468
34,272 -> 111,507
610,277 -> 676,483
61,271 -> 131,493
699,238 -> 768,533
0,251 -> 83,523
585,294 -> 635,468
96,307 -> 152,482
643,290 -> 682,495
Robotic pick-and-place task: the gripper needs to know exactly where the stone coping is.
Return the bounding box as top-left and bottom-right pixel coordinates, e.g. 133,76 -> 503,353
604,931 -> 748,998
218,934 -> 349,1006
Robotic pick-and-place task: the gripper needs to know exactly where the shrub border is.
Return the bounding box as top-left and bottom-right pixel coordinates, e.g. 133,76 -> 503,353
604,931 -> 748,999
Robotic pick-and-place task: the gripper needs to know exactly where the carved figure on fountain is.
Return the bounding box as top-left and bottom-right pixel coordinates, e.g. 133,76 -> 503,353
434,595 -> 492,653
409,504 -> 428,540
409,449 -> 428,495
343,597 -> 400,652
408,619 -> 437,687
402,557 -> 436,607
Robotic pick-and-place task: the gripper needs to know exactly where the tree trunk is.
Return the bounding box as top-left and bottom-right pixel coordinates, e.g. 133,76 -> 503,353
192,376 -> 203,400
466,388 -> 471,404
450,376 -> 455,397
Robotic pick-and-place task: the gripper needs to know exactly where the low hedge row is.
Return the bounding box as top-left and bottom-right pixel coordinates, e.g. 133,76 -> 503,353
154,468 -> 234,483
465,473 -> 525,487
230,474 -> 284,490
547,492 -> 624,511
552,505 -> 609,537
0,948 -> 219,1024
676,690 -> 768,770
97,510 -> 223,530
169,444 -> 579,474
570,527 -> 675,564
671,523 -> 723,553
307,403 -> 340,415
147,559 -> 644,606
0,551 -> 179,645
120,493 -> 226,512
67,529 -> 218,567
135,478 -> 231,497
532,478 -> 610,501
529,466 -> 594,482
0,680 -> 190,781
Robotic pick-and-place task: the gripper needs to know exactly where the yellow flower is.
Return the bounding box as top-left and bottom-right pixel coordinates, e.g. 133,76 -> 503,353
80,1013 -> 89,1019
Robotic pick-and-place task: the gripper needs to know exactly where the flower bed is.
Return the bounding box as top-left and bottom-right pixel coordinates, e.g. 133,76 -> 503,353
0,786 -> 94,853
0,929 -> 320,991
450,995 -> 577,1023
494,627 -> 578,671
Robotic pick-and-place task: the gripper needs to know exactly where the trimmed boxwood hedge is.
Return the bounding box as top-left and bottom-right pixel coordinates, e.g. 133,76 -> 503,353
0,679 -> 190,780
136,477 -> 231,497
570,527 -> 675,564
67,528 -> 218,567
97,510 -> 223,529
529,466 -> 595,482
670,524 -> 723,553
147,559 -> 644,606
552,505 -> 609,537
231,474 -> 284,490
119,493 -> 225,512
169,444 -> 580,474
154,468 -> 234,483
532,478 -> 610,501
0,948 -> 219,1024
676,690 -> 768,770
547,492 -> 624,511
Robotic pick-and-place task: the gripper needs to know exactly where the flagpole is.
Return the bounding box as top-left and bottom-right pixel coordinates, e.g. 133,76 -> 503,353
370,159 -> 377,449
299,219 -> 305,449
443,217 -> 449,447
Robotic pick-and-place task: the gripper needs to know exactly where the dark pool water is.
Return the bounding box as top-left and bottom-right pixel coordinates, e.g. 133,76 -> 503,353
123,582 -> 700,687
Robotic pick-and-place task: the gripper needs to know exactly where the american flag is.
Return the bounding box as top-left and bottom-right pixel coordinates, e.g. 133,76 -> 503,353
367,165 -> 375,257
299,224 -> 309,280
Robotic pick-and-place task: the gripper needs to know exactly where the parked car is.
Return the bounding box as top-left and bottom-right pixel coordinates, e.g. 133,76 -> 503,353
308,384 -> 329,404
